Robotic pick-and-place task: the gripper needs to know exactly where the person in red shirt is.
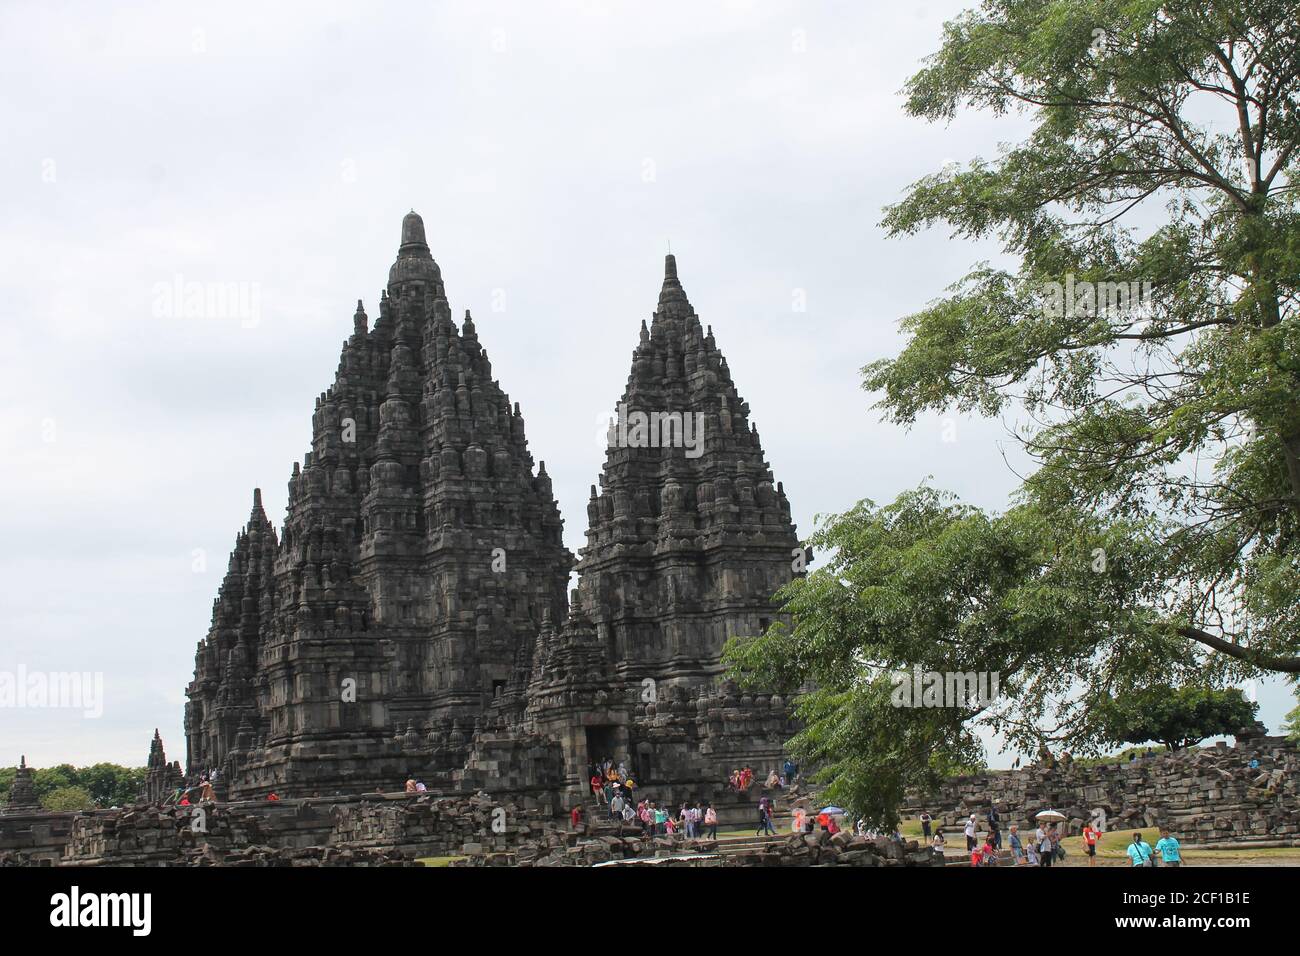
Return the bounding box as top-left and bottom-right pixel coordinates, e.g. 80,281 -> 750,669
980,837 -> 998,866
1082,823 -> 1101,867
571,806 -> 583,829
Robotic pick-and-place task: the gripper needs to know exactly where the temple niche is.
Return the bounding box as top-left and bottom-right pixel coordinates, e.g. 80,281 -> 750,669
182,213 -> 800,805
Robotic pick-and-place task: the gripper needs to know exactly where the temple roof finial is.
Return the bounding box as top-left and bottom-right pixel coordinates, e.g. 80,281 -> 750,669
657,252 -> 691,314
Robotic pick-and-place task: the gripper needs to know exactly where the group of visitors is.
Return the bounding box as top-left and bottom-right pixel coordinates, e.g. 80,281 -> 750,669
916,806 -> 1187,868
168,768 -> 220,806
1125,828 -> 1184,867
403,777 -> 429,793
625,799 -> 718,838
589,757 -> 638,810
730,759 -> 799,793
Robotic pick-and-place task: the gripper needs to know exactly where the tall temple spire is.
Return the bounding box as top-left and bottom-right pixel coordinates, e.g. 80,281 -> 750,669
387,209 -> 443,295
657,253 -> 692,314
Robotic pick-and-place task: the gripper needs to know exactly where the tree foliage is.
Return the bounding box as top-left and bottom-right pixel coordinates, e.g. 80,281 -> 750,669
41,786 -> 95,812
727,0 -> 1300,824
867,0 -> 1300,679
1098,685 -> 1259,749
0,763 -> 144,809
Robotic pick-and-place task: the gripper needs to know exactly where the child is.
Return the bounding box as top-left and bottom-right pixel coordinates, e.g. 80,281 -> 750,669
1026,841 -> 1040,866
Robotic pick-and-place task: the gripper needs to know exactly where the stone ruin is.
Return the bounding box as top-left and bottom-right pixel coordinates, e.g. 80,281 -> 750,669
2,791 -> 564,867
906,728 -> 1300,845
181,210 -> 802,806
456,827 -> 942,868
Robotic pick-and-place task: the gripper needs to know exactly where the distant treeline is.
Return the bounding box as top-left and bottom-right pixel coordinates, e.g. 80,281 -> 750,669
0,763 -> 146,811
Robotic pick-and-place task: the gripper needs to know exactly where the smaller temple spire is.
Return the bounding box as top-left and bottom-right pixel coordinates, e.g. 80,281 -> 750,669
4,754 -> 40,813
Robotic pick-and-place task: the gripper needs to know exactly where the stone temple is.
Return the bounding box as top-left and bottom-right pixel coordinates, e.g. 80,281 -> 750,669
180,211 -> 801,806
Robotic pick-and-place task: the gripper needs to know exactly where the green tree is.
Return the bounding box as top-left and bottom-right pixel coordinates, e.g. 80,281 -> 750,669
723,487 -> 1183,825
41,786 -> 95,812
78,764 -> 146,808
727,0 -> 1300,824
1099,685 -> 1259,749
33,764 -> 80,800
867,0 -> 1300,681
1283,694 -> 1300,740
0,763 -> 145,808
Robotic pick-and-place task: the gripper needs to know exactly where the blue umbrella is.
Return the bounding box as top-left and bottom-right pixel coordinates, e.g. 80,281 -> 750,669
820,806 -> 846,815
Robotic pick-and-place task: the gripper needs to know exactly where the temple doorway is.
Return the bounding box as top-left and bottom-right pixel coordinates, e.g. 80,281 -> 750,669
585,725 -> 620,770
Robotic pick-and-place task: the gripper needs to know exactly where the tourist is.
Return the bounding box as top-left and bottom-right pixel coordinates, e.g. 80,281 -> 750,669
987,805 -> 1001,848
765,768 -> 781,789
1025,840 -> 1040,866
757,798 -> 776,836
964,813 -> 978,851
621,802 -> 636,825
704,803 -> 718,839
571,805 -> 583,829
1049,824 -> 1063,862
1081,820 -> 1100,867
919,811 -> 932,840
783,757 -> 798,784
655,804 -> 668,835
665,814 -> 678,836
1035,824 -> 1054,867
415,779 -> 427,792
610,791 -> 625,822
1008,825 -> 1023,864
1127,832 -> 1155,867
591,774 -> 606,804
826,815 -> 840,836
930,831 -> 946,855
1154,828 -> 1182,867
792,806 -> 806,833
979,835 -> 998,866
404,777 -> 417,794
267,792 -> 280,802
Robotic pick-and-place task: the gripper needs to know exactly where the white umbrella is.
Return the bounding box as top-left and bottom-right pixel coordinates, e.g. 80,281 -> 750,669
1035,809 -> 1066,822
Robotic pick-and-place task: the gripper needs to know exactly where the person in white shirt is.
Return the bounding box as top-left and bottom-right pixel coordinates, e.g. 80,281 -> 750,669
964,814 -> 978,851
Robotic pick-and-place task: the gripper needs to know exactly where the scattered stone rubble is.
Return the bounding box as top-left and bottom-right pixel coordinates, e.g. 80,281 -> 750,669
36,791 -> 547,866
908,732 -> 1300,845
452,822 -> 941,867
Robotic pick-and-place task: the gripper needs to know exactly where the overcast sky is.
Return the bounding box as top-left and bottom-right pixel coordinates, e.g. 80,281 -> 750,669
1,1 -> 1288,771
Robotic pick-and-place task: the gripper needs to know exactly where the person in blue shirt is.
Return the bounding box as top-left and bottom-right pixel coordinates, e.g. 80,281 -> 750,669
1126,832 -> 1154,867
1154,828 -> 1183,867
